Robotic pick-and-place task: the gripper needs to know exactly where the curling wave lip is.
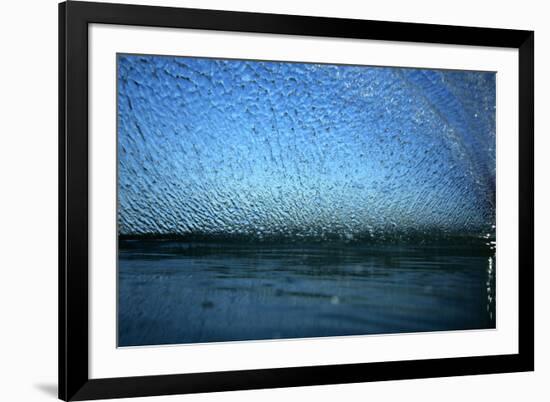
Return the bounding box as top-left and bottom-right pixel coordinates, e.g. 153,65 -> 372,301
117,54 -> 496,241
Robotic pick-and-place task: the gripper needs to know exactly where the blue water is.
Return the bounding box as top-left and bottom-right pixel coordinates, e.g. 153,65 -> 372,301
117,54 -> 496,346
117,55 -> 495,240
118,239 -> 495,346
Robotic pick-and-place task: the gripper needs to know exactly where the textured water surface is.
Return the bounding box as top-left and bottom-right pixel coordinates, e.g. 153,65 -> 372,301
117,54 -> 496,346
117,55 -> 495,241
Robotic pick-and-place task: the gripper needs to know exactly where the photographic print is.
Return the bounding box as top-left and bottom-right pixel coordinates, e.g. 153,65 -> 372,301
117,54 -> 496,347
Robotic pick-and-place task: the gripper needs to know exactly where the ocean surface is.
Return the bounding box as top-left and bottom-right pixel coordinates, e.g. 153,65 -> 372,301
118,238 -> 495,346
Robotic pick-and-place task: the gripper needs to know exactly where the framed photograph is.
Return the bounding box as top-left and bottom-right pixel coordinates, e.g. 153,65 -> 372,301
59,1 -> 534,400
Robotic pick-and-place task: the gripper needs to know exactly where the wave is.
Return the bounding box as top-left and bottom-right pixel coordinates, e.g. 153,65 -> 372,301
117,55 -> 496,241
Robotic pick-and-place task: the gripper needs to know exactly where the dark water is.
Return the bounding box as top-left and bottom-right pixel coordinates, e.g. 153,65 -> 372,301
118,239 -> 495,347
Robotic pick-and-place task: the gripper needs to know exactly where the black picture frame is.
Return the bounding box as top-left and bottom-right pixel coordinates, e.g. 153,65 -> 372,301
59,1 -> 534,400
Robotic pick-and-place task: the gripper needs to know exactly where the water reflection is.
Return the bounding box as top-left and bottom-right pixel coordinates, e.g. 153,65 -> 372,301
118,239 -> 496,347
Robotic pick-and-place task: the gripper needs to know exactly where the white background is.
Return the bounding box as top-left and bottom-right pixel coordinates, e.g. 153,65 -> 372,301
0,0 -> 545,401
